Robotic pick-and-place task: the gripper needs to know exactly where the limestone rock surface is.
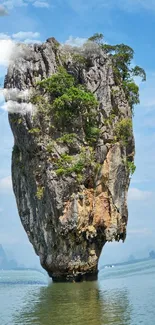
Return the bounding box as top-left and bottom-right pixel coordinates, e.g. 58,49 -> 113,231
4,38 -> 135,282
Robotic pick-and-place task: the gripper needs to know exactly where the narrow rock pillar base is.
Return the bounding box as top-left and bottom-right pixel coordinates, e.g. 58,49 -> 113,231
48,271 -> 98,283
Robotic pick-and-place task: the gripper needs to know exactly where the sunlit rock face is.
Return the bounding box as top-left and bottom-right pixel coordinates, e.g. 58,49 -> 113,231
4,37 -> 134,282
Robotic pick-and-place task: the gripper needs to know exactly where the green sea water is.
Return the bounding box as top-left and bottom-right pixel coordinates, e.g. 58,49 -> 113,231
0,259 -> 155,325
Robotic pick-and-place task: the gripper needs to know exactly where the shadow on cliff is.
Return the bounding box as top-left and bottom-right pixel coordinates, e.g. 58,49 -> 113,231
14,280 -> 131,325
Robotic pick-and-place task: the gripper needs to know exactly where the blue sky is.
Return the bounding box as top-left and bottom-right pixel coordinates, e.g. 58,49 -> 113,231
0,0 -> 155,267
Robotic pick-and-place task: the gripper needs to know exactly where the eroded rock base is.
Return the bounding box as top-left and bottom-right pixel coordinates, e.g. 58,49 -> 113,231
49,271 -> 98,283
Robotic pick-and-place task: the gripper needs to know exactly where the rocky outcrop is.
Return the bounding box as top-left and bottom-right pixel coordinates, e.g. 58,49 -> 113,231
4,37 -> 135,282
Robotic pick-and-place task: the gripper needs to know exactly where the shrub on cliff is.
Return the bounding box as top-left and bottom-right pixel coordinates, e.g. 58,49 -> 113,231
89,33 -> 146,112
36,67 -> 75,98
114,118 -> 132,145
31,67 -> 101,180
88,33 -> 104,44
51,86 -> 98,130
35,67 -> 99,143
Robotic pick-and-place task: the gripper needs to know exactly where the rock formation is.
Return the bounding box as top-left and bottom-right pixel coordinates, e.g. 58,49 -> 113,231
4,37 -> 135,282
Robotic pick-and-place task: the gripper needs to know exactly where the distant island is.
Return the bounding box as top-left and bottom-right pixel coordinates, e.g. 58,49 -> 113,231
0,244 -> 43,273
101,250 -> 155,270
0,244 -> 18,270
149,250 -> 155,259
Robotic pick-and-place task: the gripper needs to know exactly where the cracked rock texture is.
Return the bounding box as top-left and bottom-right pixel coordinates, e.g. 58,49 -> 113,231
4,38 -> 135,282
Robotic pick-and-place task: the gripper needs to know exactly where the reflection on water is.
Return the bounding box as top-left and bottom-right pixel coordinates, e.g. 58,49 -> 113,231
1,260 -> 155,325
15,281 -> 131,325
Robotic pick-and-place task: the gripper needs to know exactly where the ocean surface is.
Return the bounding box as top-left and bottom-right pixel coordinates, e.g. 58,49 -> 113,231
0,259 -> 155,325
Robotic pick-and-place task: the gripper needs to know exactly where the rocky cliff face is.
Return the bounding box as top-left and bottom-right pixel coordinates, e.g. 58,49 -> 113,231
4,37 -> 135,282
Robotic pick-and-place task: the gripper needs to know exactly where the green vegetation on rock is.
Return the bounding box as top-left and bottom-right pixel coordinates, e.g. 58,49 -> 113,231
30,35 -> 144,182
72,53 -> 86,66
88,33 -> 104,44
36,186 -> 44,200
46,141 -> 55,153
33,67 -> 98,134
114,118 -> 132,145
126,160 -> 136,176
37,67 -> 75,97
28,127 -> 41,135
89,33 -> 146,112
31,67 -> 100,180
51,85 -> 98,129
123,159 -> 136,177
57,133 -> 76,145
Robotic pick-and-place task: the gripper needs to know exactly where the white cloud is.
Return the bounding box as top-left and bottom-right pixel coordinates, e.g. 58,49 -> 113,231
0,176 -> 12,193
0,31 -> 41,44
1,100 -> 34,114
0,31 -> 41,70
0,34 -> 41,115
65,36 -> 87,47
23,38 -> 41,44
128,188 -> 153,201
3,88 -> 30,101
0,89 -> 4,103
0,33 -> 10,40
2,0 -> 50,10
0,39 -> 15,66
2,0 -> 27,10
12,31 -> 40,40
2,0 -> 155,13
0,5 -> 8,15
33,1 -> 49,8
1,88 -> 35,115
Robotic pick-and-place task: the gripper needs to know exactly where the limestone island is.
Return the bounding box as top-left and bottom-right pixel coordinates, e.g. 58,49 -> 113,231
4,34 -> 145,282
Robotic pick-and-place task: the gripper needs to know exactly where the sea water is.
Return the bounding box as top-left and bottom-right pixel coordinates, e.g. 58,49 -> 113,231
0,259 -> 155,325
